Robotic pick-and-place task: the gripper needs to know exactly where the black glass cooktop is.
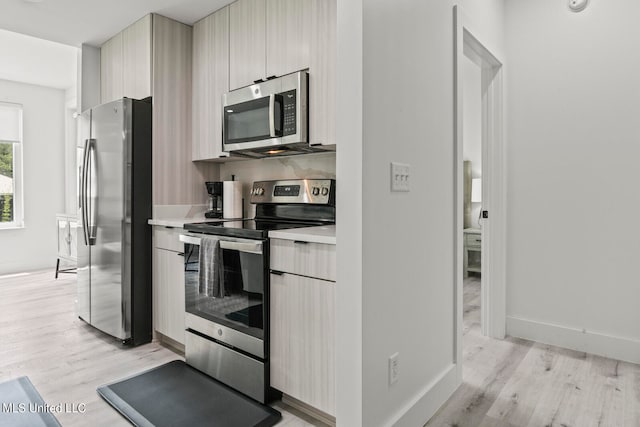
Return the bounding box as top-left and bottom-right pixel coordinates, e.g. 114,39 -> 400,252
184,219 -> 325,239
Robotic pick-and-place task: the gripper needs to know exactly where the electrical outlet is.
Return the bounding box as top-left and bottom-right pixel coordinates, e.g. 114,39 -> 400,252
389,353 -> 399,385
390,162 -> 410,192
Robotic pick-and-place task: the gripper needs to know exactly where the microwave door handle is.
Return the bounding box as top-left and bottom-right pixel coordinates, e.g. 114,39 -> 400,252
268,94 -> 276,137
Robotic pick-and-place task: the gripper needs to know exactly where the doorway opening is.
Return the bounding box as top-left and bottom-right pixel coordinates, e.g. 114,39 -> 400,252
453,6 -> 506,382
461,55 -> 483,342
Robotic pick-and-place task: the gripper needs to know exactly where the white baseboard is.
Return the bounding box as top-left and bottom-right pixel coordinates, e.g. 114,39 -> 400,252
507,316 -> 640,365
387,363 -> 459,427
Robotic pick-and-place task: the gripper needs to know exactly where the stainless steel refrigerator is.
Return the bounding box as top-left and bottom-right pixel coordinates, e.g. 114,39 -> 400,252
77,98 -> 152,346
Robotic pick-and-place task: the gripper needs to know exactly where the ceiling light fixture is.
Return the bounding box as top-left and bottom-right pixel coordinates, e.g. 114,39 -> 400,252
568,0 -> 589,12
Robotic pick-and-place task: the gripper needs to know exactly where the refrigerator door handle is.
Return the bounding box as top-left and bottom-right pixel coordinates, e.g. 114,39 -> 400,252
81,138 -> 90,245
87,139 -> 97,245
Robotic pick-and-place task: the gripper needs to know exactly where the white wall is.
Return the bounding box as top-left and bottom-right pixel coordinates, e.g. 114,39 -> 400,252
333,1 -> 506,425
505,0 -> 640,363
335,0 -> 363,424
0,29 -> 77,90
462,56 -> 482,226
218,152 -> 335,217
360,0 -> 457,425
0,80 -> 66,275
457,0 -> 505,60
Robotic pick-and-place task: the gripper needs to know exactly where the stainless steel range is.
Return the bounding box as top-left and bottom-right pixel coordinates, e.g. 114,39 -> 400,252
179,179 -> 335,403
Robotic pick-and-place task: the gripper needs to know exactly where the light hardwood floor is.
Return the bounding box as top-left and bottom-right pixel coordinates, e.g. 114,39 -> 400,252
0,270 -> 326,426
426,277 -> 640,427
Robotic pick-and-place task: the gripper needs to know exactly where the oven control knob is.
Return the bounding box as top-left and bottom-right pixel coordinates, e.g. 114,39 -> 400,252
257,188 -> 265,195
312,187 -> 320,196
321,187 -> 329,196
250,188 -> 255,195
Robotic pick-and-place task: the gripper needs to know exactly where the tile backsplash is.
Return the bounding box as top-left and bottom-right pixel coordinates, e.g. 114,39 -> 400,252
218,152 -> 336,217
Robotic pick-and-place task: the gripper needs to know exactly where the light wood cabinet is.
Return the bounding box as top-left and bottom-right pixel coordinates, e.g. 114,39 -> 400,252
265,0 -> 311,79
100,14 -> 216,205
271,239 -> 336,282
152,227 -> 186,345
122,15 -> 152,100
192,7 -> 232,161
152,14 -> 214,205
270,238 -> 336,417
309,0 -> 336,147
270,272 -> 335,416
191,0 -> 336,159
229,0 -> 266,90
100,32 -> 123,103
101,16 -> 152,103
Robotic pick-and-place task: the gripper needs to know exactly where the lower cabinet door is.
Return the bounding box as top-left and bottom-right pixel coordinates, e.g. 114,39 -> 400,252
153,248 -> 186,344
270,272 -> 335,416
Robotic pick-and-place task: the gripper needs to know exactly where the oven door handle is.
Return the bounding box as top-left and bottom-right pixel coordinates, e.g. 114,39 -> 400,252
179,234 -> 263,255
219,240 -> 263,255
179,234 -> 201,245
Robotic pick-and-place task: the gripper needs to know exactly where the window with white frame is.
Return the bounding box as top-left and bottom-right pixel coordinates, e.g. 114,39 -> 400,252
0,102 -> 23,228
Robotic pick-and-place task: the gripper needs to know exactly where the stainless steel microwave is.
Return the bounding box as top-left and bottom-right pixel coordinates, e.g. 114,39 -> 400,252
222,71 -> 312,157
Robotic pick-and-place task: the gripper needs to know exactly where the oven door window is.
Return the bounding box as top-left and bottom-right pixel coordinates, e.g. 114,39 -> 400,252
224,95 -> 282,144
184,242 -> 265,339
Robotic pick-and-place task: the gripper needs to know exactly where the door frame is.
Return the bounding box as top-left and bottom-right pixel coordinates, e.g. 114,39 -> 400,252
453,5 -> 507,382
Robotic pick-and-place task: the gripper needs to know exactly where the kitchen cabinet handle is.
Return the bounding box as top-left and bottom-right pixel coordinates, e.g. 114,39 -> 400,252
293,240 -> 308,245
271,270 -> 284,276
177,252 -> 185,257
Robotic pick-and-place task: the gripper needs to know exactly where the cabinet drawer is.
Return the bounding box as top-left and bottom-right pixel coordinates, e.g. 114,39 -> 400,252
270,239 -> 336,282
465,233 -> 482,248
153,227 -> 183,252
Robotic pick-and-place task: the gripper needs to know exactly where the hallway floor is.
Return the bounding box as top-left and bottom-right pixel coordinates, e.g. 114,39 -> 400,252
426,276 -> 640,427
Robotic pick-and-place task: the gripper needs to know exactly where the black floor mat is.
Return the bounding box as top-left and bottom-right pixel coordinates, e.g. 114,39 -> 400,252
97,360 -> 281,427
0,376 -> 61,427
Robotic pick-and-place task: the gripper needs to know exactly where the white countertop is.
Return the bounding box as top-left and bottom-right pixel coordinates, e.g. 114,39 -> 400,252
148,204 -> 210,228
148,216 -> 207,228
269,225 -> 336,245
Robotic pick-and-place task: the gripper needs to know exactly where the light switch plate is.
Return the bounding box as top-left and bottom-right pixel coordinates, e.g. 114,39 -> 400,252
391,162 -> 410,192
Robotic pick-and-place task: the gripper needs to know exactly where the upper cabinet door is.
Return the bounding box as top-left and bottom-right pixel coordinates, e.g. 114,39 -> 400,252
100,32 -> 124,104
265,0 -> 311,78
192,7 -> 231,161
122,15 -> 152,100
309,0 -> 337,146
229,0 -> 266,90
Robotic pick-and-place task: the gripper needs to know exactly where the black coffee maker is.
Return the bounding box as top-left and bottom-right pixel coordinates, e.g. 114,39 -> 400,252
205,182 -> 223,219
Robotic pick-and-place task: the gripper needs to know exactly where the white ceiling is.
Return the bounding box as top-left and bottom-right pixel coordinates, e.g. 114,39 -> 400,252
0,0 -> 234,47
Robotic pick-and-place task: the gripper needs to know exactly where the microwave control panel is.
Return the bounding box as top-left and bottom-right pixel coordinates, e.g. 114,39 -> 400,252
282,90 -> 297,136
